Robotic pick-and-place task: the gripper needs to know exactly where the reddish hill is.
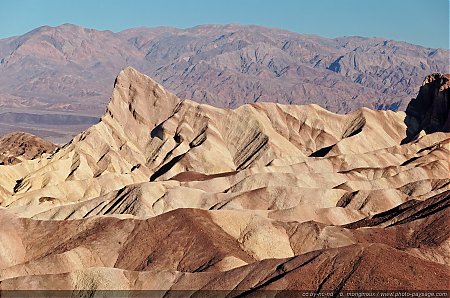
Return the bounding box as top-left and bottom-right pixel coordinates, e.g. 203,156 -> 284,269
0,132 -> 57,165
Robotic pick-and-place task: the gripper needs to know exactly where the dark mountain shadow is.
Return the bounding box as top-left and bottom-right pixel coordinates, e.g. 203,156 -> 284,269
401,73 -> 450,144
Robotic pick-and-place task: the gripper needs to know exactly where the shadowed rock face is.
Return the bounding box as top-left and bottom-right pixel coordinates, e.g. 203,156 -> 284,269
0,68 -> 449,292
402,73 -> 450,144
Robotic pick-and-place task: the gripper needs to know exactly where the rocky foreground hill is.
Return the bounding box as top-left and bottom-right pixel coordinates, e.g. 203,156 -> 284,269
0,68 -> 448,293
0,132 -> 56,165
0,24 -> 448,142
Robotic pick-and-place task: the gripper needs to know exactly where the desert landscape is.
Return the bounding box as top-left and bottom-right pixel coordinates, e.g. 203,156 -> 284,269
0,67 -> 448,295
1,0 -> 450,294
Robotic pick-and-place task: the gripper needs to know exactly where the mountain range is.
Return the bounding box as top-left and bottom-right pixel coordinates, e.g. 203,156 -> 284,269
0,67 -> 448,293
0,24 -> 448,142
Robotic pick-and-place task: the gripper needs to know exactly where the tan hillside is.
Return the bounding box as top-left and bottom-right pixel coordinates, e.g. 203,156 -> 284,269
0,67 -> 448,293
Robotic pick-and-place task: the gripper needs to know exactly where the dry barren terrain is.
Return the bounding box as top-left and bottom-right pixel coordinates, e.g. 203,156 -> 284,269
0,68 -> 448,295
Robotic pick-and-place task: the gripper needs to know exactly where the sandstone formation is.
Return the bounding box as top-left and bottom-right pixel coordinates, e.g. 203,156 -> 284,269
0,131 -> 57,165
0,24 -> 448,142
0,68 -> 448,293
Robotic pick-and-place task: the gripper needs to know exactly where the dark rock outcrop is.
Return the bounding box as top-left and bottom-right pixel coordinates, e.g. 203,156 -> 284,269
402,73 -> 450,144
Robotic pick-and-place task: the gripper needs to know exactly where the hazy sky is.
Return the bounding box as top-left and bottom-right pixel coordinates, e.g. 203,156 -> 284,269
1,0 -> 449,48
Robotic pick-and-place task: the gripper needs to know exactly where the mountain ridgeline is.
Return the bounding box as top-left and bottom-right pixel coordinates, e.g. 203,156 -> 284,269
1,24 -> 448,142
0,24 -> 448,116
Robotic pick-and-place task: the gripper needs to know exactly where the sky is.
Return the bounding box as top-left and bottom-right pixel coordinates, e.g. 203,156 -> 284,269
0,0 -> 449,49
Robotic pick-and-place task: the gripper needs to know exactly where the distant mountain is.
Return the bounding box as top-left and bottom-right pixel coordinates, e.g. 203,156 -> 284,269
0,24 -> 448,141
